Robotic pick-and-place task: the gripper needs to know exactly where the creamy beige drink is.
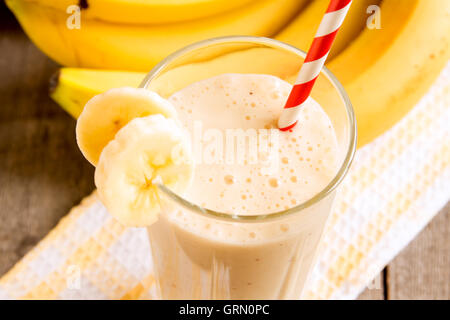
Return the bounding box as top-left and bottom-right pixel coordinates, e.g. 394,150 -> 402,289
147,73 -> 340,299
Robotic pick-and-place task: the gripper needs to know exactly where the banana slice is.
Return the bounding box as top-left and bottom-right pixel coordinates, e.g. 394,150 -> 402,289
95,114 -> 193,227
76,87 -> 177,166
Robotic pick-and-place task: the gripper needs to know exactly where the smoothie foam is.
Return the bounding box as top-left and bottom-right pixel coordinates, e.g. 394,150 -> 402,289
170,73 -> 339,215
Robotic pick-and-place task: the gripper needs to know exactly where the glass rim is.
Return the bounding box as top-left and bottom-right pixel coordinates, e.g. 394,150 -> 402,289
140,36 -> 357,223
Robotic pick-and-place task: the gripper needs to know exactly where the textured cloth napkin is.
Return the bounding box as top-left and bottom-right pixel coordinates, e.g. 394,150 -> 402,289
0,63 -> 448,300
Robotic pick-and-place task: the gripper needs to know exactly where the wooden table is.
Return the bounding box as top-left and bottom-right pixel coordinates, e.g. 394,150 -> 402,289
0,3 -> 448,300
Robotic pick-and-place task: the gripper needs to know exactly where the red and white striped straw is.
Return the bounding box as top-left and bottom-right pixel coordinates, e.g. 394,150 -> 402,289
278,0 -> 352,131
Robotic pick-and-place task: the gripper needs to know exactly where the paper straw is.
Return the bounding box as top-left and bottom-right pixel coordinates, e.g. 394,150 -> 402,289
278,0 -> 353,131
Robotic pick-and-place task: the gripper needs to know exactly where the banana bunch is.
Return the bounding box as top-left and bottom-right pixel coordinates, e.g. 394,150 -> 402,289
6,0 -> 308,70
23,0 -> 257,24
327,0 -> 450,146
277,0 -> 380,60
10,0 -> 450,147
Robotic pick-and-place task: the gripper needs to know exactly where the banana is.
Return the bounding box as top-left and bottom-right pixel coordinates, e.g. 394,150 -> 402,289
22,0 -> 256,24
276,0 -> 380,60
95,114 -> 193,227
144,47 -> 303,98
51,1 -> 450,148
76,87 -> 177,166
327,0 -> 450,147
50,69 -> 146,118
6,0 -> 308,70
49,46 -> 302,118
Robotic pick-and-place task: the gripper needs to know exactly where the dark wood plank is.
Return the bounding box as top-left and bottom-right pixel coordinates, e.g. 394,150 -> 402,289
387,202 -> 449,300
0,3 -> 94,277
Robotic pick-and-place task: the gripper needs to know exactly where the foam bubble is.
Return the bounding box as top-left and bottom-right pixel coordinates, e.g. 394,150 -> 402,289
269,178 -> 279,188
224,175 -> 235,185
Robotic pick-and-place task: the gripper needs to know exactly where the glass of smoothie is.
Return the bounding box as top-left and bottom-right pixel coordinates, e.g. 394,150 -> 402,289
140,36 -> 356,299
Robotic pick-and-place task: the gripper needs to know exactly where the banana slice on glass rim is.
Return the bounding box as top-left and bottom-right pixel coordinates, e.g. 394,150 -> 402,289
76,87 -> 177,166
76,87 -> 193,227
95,114 -> 193,227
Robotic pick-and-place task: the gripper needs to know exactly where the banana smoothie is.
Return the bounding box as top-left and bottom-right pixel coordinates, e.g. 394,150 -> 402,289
147,73 -> 340,299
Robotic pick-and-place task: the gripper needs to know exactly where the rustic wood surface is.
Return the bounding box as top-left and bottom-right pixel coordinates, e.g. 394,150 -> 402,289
0,3 -> 94,277
358,202 -> 449,300
0,3 -> 448,299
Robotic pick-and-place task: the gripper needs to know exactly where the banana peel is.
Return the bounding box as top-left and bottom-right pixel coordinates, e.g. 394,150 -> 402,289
6,0 -> 308,70
328,0 -> 450,147
276,0 -> 380,60
49,69 -> 146,118
21,0 -> 256,24
49,0 -> 450,149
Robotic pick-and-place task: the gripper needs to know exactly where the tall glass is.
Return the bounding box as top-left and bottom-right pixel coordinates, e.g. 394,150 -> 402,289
141,36 -> 356,299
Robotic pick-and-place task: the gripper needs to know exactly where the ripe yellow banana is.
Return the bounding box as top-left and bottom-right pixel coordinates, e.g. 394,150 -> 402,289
327,0 -> 450,147
6,0 -> 308,70
50,0 -> 450,148
276,0 -> 380,60
21,0 -> 256,24
49,68 -> 146,118
49,44 -> 303,118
